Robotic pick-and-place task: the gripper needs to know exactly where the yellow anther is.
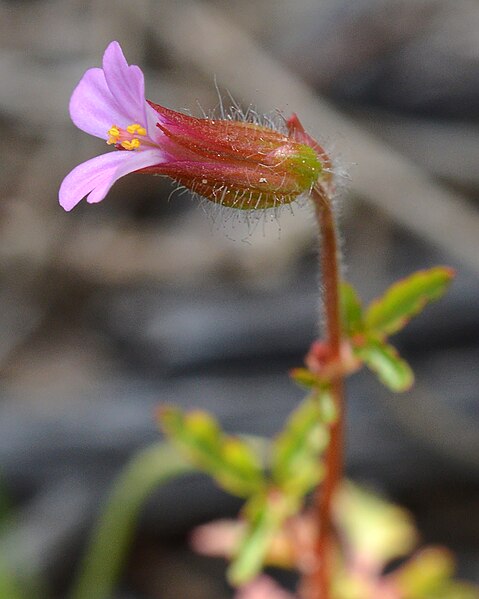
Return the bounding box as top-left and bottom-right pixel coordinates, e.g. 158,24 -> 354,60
121,138 -> 141,150
107,125 -> 121,145
107,124 -> 145,149
126,123 -> 147,136
108,125 -> 120,138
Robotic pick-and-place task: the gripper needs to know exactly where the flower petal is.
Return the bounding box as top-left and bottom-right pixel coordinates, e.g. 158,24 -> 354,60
102,41 -> 147,128
59,149 -> 164,211
86,148 -> 164,204
70,67 -> 126,139
70,42 -> 151,139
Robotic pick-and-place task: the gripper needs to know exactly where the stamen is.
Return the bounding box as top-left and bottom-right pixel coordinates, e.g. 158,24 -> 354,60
126,123 -> 147,136
121,139 -> 141,150
107,125 -> 120,145
106,123 -> 146,150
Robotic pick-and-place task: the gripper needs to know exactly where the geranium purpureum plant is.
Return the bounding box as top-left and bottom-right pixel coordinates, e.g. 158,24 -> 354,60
61,43 -> 477,599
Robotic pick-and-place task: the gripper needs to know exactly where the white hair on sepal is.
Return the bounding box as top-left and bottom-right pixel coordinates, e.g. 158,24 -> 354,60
168,176 -> 343,245
179,187 -> 283,242
167,161 -> 337,243
181,182 -> 324,243
196,83 -> 289,135
173,88 -> 347,243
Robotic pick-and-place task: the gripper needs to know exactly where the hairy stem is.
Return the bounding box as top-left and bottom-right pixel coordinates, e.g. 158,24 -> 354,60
302,185 -> 344,599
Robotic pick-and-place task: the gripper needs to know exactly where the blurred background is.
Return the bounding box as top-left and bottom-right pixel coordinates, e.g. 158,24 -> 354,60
0,0 -> 478,597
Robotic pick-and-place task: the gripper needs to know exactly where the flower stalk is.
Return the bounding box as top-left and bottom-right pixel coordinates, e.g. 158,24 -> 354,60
286,114 -> 345,598
299,185 -> 344,599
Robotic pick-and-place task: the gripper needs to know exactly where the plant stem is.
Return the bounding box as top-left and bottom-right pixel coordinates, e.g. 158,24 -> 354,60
69,443 -> 194,599
302,185 -> 344,599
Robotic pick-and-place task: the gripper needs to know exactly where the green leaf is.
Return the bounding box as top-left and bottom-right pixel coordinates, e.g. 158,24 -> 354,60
227,492 -> 295,586
365,267 -> 454,336
395,547 -> 453,597
70,443 -> 194,599
271,393 -> 330,497
317,389 -> 338,424
289,367 -> 322,389
356,336 -> 414,392
393,547 -> 479,598
340,281 -> 364,336
159,406 -> 264,497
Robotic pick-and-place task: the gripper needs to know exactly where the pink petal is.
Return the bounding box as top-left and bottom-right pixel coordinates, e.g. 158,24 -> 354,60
70,42 -> 151,140
102,41 -> 147,128
86,148 -> 164,204
59,149 -> 164,211
69,67 -> 127,139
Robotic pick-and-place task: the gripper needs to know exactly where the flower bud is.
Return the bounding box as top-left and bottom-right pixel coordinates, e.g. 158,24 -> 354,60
144,102 -> 323,209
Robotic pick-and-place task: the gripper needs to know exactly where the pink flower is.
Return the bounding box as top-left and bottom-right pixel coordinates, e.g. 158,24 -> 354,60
60,42 -> 327,212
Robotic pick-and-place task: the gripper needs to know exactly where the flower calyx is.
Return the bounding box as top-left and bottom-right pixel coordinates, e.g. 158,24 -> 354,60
291,340 -> 361,388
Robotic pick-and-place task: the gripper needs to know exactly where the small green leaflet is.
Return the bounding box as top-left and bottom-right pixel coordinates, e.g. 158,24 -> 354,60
355,336 -> 414,392
158,406 -> 264,497
271,393 -> 330,497
340,281 -> 364,335
365,267 -> 454,336
227,493 -> 295,585
339,268 -> 453,392
394,547 -> 479,598
289,367 -> 323,389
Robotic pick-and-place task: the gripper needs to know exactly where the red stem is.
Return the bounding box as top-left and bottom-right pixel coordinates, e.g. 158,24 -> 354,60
301,185 -> 344,599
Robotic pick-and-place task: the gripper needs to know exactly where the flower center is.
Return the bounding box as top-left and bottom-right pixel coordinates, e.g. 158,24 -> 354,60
107,123 -> 147,150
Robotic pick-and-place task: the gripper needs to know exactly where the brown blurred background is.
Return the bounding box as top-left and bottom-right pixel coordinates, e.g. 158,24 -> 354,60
0,1 -> 478,597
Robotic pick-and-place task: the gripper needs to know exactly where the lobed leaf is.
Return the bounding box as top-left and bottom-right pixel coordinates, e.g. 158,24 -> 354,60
393,547 -> 479,598
227,493 -> 296,586
365,267 -> 454,336
355,336 -> 414,392
289,367 -> 322,389
271,393 -> 331,497
159,406 -> 264,497
340,281 -> 364,336
394,547 -> 454,597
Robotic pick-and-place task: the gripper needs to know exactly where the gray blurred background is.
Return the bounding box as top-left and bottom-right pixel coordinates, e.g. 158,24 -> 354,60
0,0 -> 478,597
